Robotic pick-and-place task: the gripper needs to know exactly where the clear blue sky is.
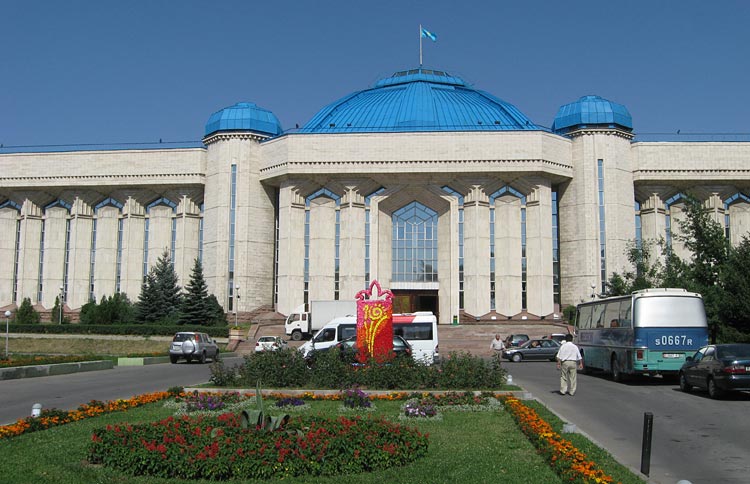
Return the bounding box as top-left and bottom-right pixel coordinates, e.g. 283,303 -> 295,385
2,0 -> 749,147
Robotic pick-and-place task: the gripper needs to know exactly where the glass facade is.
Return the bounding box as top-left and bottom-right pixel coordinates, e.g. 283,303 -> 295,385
391,202 -> 438,282
597,159 -> 606,293
228,165 -> 237,310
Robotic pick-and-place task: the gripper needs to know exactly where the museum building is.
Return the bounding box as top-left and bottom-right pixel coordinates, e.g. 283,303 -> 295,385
2,67 -> 750,325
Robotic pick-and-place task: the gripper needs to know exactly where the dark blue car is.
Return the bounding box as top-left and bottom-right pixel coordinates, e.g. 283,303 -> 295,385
679,344 -> 750,399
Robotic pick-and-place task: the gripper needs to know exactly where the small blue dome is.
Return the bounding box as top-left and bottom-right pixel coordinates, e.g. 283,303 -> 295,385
300,68 -> 540,133
552,95 -> 632,134
204,102 -> 282,138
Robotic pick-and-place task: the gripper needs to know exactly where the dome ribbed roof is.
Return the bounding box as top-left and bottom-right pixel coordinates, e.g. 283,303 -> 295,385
300,68 -> 540,133
552,95 -> 632,134
204,102 -> 282,138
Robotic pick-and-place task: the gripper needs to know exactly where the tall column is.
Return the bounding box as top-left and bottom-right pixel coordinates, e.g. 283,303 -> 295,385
668,201 -> 689,262
174,196 -> 201,286
308,196 -> 336,301
276,183 -> 306,315
729,199 -> 750,247
120,197 -> 145,300
0,206 -> 20,306
67,198 -> 93,309
639,193 -> 666,261
525,181 -> 554,317
41,207 -> 68,309
437,201 -> 457,326
94,205 -> 120,300
462,185 -> 490,317
495,195 -> 522,316
376,202 -> 393,286
147,204 -> 174,268
339,187 -> 366,300
704,193 -> 725,227
17,200 -> 43,304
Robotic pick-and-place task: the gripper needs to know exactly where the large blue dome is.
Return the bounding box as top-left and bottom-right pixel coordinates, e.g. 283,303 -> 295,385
300,68 -> 540,133
552,95 -> 632,135
204,102 -> 282,138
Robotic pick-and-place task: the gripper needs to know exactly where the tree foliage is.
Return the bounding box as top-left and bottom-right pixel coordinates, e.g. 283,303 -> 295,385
15,297 -> 40,324
607,194 -> 750,342
80,293 -> 134,325
178,258 -> 226,326
135,250 -> 182,324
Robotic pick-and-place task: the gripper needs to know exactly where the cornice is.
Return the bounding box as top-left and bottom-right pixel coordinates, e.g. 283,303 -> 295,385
202,132 -> 268,145
0,173 -> 205,186
564,128 -> 634,140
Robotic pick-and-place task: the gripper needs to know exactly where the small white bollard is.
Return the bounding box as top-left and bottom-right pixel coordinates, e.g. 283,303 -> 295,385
31,403 -> 42,417
562,423 -> 577,433
676,481 -> 693,484
506,374 -> 513,384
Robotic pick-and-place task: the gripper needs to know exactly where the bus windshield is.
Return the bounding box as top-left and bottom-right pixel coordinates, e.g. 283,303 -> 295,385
634,296 -> 707,328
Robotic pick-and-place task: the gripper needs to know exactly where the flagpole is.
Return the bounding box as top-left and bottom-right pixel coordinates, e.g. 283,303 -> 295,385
419,24 -> 423,66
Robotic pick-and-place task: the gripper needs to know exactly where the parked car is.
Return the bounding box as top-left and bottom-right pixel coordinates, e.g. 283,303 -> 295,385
169,332 -> 220,364
255,336 -> 288,352
503,338 -> 561,362
542,333 -> 568,343
679,344 -> 750,399
504,334 -> 530,348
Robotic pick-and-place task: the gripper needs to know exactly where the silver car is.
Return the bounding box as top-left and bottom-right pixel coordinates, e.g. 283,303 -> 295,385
169,332 -> 220,364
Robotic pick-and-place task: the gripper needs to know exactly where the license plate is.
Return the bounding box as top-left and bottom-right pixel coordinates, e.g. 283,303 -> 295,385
663,353 -> 681,358
746,366 -> 750,372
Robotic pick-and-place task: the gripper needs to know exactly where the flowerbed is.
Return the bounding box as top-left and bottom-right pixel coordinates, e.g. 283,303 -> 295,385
0,391 -> 174,440
87,413 -> 429,480
503,397 -> 617,484
163,391 -> 258,417
0,354 -> 93,368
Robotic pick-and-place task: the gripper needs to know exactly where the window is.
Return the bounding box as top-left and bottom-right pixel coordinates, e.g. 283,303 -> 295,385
391,202 -> 438,282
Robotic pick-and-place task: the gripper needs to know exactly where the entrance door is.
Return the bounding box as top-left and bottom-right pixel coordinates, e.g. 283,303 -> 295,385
392,290 -> 438,317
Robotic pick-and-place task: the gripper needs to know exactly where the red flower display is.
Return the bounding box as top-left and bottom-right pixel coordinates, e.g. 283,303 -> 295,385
355,280 -> 394,363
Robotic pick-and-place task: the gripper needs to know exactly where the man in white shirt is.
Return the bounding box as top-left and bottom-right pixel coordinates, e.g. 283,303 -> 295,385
556,334 -> 583,396
490,334 -> 505,363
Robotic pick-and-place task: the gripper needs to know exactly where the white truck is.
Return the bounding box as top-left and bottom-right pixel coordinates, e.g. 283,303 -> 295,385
284,300 -> 357,341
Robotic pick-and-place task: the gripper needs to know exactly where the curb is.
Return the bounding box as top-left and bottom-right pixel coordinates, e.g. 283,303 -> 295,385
0,360 -> 114,381
117,356 -> 171,366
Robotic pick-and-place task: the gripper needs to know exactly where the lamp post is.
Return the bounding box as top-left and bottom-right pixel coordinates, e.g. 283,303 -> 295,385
58,285 -> 64,324
234,285 -> 240,327
4,310 -> 11,360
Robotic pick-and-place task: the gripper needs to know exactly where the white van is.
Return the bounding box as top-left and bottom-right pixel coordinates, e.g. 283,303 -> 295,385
299,311 -> 439,365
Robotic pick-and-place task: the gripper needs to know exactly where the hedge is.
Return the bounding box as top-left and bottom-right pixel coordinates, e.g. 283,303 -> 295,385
6,324 -> 229,338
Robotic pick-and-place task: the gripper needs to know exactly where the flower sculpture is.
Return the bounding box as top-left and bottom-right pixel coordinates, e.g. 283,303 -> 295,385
355,280 -> 394,363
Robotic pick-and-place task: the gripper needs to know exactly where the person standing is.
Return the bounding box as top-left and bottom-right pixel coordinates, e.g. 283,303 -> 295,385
490,334 -> 506,363
556,334 -> 583,396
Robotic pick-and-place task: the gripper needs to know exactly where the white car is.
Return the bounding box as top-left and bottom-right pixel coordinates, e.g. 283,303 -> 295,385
255,336 -> 288,352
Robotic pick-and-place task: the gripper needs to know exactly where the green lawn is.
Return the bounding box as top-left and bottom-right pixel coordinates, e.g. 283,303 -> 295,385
0,397 -> 644,484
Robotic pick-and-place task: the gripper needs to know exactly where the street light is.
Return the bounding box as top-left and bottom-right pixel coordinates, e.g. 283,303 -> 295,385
4,310 -> 11,360
58,285 -> 64,324
234,285 -> 240,327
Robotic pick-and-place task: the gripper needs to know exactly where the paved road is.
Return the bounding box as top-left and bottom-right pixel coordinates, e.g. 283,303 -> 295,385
0,356 -> 244,425
504,360 -> 750,484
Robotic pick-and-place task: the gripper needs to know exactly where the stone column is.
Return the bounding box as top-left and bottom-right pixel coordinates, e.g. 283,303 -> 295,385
0,206 -> 20,306
376,202 -> 393,286
67,198 -> 93,309
704,193 -> 726,227
462,185 -> 490,317
339,187 -> 366,300
494,195 -> 522,316
639,194 -> 666,261
120,197 -> 146,300
437,200 -> 458,326
17,200 -> 43,304
174,196 -> 201,286
147,204 -> 174,268
41,206 -> 68,309
94,205 -> 120,300
525,181 -> 554,317
668,201 -> 689,262
308,196 -> 337,301
276,182 -> 306,315
729,199 -> 750,247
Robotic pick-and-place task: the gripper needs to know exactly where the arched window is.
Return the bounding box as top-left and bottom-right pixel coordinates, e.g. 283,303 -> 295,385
392,202 -> 438,282
724,193 -> 750,241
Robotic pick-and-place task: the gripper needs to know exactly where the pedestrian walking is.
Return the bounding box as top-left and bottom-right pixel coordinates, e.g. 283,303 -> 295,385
556,334 -> 583,396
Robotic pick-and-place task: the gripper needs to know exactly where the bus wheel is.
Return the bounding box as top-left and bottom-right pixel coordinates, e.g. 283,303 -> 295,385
291,330 -> 302,342
611,356 -> 623,382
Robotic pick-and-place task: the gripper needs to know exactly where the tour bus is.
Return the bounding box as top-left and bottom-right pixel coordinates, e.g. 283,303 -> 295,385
299,311 -> 439,364
575,288 -> 709,381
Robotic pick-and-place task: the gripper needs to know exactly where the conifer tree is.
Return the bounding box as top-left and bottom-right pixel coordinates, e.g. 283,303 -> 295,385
135,250 -> 182,324
179,258 -> 211,325
15,297 -> 41,324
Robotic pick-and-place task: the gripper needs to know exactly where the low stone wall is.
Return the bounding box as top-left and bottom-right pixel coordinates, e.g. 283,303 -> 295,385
117,356 -> 171,366
0,360 -> 114,381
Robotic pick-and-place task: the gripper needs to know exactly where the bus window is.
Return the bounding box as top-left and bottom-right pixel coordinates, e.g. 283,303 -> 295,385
398,323 -> 433,340
604,301 -> 621,328
619,299 -> 633,327
592,303 -> 606,328
577,306 -> 593,329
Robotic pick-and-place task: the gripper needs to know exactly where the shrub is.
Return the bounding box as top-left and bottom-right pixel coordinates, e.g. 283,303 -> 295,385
342,386 -> 372,409
87,414 -> 429,480
15,298 -> 40,324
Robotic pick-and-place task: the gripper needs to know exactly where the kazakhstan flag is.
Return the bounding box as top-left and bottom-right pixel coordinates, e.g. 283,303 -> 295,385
421,27 -> 437,42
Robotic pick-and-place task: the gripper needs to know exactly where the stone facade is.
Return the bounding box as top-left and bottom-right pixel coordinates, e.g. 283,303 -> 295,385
3,108 -> 750,326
